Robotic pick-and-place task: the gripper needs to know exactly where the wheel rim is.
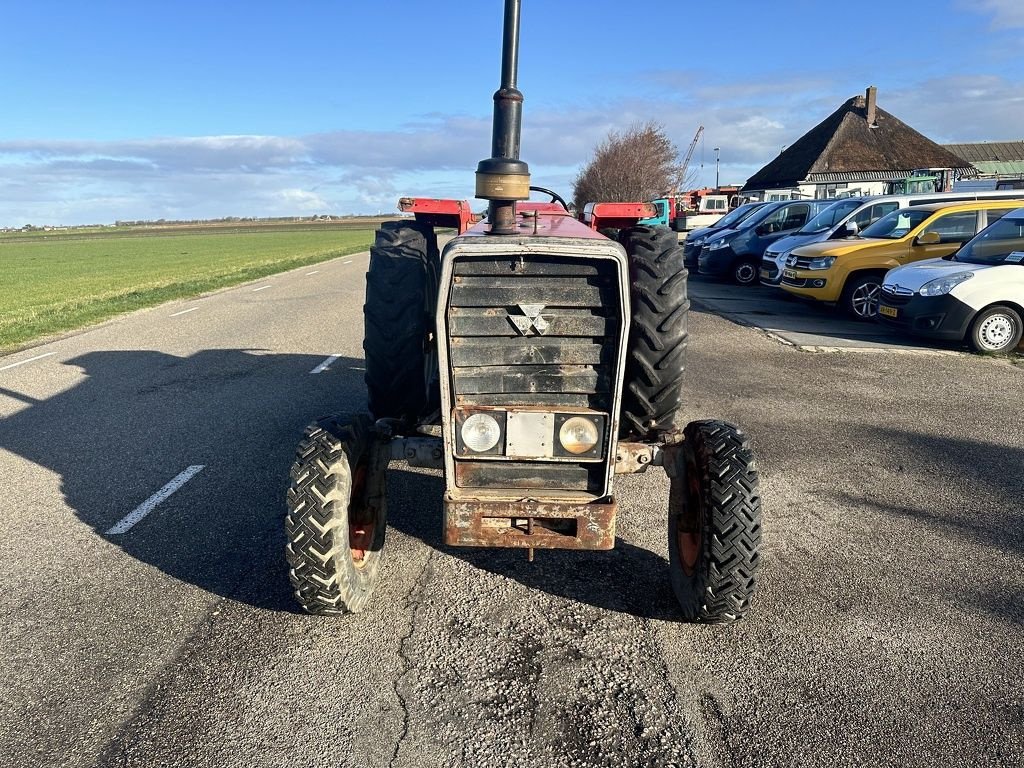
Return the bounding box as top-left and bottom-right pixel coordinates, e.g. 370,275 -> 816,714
676,456 -> 703,576
851,282 -> 881,318
977,313 -> 1017,351
349,462 -> 375,566
735,262 -> 756,285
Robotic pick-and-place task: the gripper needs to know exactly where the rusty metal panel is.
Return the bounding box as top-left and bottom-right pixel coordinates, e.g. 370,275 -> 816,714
454,461 -> 595,490
444,498 -> 617,550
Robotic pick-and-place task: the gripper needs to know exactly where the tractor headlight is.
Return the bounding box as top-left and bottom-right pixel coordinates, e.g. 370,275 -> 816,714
919,271 -> 974,296
558,416 -> 600,455
461,413 -> 502,452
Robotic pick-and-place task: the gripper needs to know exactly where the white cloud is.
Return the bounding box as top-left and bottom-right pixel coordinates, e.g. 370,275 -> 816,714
963,0 -> 1024,28
3,71 -> 1024,226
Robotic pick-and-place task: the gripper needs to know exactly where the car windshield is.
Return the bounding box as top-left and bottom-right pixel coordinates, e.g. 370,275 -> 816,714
715,203 -> 761,229
737,202 -> 782,230
860,208 -> 933,239
798,200 -> 863,234
953,216 -> 1024,265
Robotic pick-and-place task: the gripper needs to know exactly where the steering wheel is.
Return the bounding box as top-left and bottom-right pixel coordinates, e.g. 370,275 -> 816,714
529,185 -> 570,211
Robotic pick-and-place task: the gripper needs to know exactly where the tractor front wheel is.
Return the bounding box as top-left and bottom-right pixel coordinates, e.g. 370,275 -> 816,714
285,414 -> 388,614
667,420 -> 761,622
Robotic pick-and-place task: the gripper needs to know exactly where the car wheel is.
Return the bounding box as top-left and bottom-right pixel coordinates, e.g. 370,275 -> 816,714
732,258 -> 759,286
842,274 -> 883,320
968,305 -> 1023,354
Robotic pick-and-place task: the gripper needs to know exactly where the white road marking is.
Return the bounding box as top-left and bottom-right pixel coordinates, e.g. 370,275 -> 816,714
343,260 -> 352,264
0,352 -> 56,371
170,307 -> 199,317
310,354 -> 341,374
252,285 -> 271,292
306,270 -> 320,276
106,465 -> 205,535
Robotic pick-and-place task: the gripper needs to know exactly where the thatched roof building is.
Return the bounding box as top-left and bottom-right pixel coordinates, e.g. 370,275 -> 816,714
742,87 -> 975,197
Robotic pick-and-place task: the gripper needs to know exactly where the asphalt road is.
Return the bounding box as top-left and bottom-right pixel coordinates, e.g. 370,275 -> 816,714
1,250 -> 1021,768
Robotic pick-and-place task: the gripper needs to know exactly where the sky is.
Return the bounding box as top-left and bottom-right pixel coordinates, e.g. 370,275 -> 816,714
2,0 -> 1024,226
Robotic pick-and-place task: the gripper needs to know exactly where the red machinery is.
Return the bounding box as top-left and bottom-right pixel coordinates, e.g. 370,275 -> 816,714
285,0 -> 762,623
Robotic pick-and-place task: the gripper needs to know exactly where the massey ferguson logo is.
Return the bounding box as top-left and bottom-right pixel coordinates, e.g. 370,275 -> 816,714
508,303 -> 551,336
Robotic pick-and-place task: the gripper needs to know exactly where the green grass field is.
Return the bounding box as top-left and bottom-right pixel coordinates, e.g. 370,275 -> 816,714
0,224 -> 377,353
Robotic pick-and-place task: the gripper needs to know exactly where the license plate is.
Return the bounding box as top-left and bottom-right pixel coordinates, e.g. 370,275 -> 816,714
783,268 -> 797,279
879,305 -> 898,318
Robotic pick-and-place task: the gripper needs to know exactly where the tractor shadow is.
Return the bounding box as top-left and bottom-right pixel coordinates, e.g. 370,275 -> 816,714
0,348 -> 368,612
385,466 -> 683,621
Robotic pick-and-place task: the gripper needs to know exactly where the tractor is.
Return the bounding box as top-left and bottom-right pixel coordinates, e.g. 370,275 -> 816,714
284,0 -> 762,622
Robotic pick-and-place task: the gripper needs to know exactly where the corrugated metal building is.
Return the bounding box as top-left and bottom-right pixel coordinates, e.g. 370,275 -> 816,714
944,141 -> 1024,177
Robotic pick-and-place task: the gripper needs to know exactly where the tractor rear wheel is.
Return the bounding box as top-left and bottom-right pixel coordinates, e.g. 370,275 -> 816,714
364,221 -> 440,426
668,420 -> 761,622
285,414 -> 388,614
619,225 -> 689,440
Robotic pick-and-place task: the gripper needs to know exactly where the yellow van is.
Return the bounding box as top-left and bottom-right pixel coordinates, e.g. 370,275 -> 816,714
779,200 -> 1024,318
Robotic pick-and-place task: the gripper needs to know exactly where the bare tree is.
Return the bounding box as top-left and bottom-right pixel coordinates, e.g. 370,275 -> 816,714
572,122 -> 684,208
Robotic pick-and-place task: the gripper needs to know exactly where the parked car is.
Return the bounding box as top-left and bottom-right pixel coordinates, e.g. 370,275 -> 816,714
761,197 -> 885,285
878,208 -> 1024,353
683,202 -> 767,272
780,200 -> 1024,318
697,199 -> 834,285
760,189 -> 1024,288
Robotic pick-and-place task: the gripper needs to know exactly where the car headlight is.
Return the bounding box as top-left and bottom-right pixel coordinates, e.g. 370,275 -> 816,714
707,239 -> 730,250
919,271 -> 974,297
558,416 -> 600,455
689,237 -> 705,247
461,413 -> 502,452
805,256 -> 835,270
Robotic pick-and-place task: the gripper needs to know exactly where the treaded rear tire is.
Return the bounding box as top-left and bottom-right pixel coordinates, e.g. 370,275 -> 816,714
285,414 -> 388,615
364,221 -> 440,425
619,225 -> 689,440
668,420 -> 761,622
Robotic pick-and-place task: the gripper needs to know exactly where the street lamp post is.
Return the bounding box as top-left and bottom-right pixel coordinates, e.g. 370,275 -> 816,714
713,147 -> 720,191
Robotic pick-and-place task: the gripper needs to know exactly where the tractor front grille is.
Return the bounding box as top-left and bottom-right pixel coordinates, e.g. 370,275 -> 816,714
446,254 -> 622,494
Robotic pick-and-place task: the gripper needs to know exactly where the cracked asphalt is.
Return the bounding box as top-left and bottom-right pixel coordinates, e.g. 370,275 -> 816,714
0,250 -> 1021,767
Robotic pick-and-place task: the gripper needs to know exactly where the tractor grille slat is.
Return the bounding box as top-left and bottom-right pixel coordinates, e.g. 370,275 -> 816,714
450,338 -> 612,367
455,461 -> 601,490
450,276 -> 614,307
447,254 -> 621,494
449,307 -> 613,337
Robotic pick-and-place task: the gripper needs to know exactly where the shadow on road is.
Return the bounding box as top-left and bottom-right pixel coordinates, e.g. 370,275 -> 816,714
688,275 -> 951,350
832,426 -> 1024,626
0,348 -> 367,612
384,466 -> 683,621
